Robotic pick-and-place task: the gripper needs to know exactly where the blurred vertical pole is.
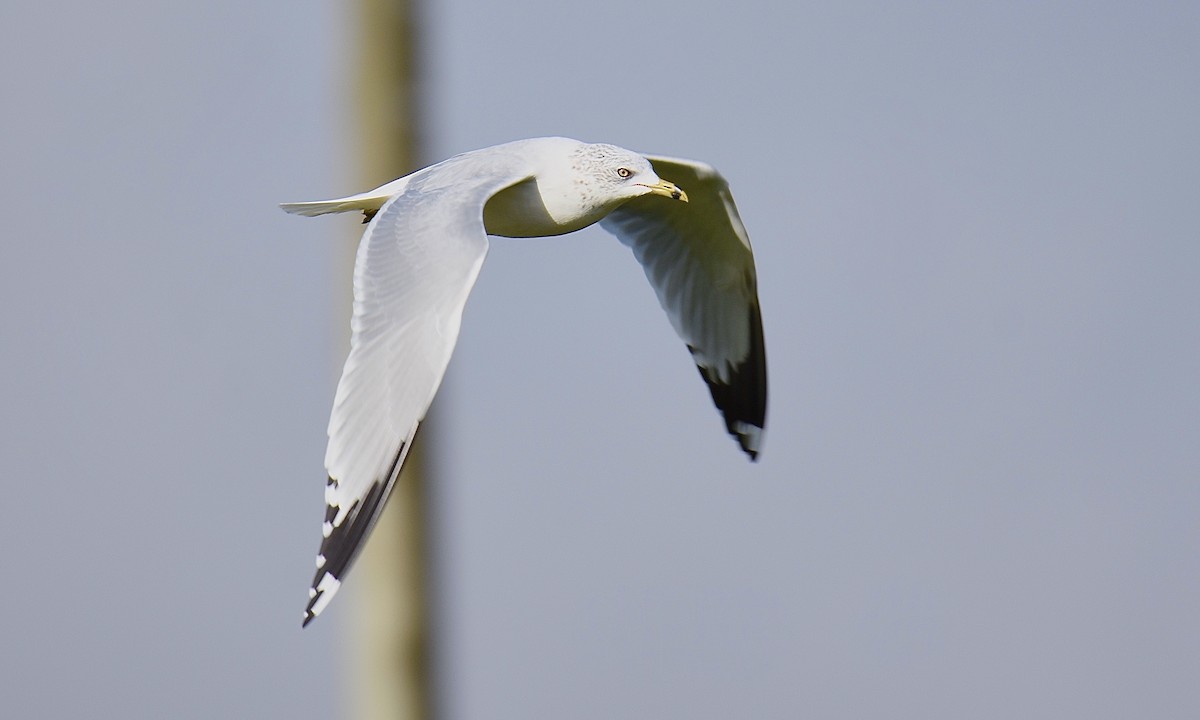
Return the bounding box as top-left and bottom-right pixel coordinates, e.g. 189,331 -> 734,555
344,0 -> 430,719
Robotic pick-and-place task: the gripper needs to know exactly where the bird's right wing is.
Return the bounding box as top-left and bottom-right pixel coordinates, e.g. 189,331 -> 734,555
291,161 -> 533,626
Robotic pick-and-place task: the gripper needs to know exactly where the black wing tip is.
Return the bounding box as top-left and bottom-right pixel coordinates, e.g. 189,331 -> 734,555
728,416 -> 764,461
738,432 -> 762,461
302,559 -> 345,628
301,569 -> 339,628
299,480 -> 383,627
300,434 -> 417,628
695,303 -> 767,461
702,363 -> 767,461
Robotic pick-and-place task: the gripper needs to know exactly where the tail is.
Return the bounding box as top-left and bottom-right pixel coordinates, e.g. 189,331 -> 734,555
279,199 -> 367,217
280,176 -> 411,218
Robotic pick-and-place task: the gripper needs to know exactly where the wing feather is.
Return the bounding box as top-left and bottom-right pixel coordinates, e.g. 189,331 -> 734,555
303,157 -> 533,625
600,156 -> 767,459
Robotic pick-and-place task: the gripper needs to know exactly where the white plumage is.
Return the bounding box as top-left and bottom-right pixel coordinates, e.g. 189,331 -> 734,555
282,137 -> 767,626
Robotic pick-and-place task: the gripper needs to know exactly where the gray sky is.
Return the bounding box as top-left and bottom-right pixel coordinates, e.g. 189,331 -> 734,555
2,1 -> 1198,718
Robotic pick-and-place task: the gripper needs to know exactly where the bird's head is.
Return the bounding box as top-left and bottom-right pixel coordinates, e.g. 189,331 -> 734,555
573,143 -> 689,206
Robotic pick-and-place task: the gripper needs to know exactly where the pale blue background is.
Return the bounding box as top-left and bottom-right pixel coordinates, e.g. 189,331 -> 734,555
2,2 -> 1197,718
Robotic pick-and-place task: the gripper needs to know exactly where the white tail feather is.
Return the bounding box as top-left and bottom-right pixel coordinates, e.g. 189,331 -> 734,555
280,176 -> 413,217
279,198 -> 373,217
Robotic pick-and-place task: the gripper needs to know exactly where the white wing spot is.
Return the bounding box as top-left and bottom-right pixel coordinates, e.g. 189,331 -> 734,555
315,554 -> 326,569
310,574 -> 342,618
732,420 -> 762,452
321,521 -> 334,538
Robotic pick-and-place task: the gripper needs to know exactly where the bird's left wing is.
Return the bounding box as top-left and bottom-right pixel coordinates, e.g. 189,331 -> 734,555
600,155 -> 767,459
287,157 -> 533,626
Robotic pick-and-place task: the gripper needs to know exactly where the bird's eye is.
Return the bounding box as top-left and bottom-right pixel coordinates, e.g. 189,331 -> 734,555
616,167 -> 633,179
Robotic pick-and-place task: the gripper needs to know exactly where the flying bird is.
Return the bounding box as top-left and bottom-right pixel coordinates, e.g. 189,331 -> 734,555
282,137 -> 767,626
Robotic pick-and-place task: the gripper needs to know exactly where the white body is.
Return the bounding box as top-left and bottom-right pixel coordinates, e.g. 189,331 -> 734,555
282,137 -> 767,625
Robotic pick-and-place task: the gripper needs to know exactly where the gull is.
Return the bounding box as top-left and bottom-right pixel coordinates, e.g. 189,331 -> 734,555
282,137 -> 767,626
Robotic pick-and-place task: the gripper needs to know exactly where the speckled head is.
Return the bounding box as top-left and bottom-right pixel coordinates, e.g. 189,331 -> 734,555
483,138 -> 687,238
572,143 -> 687,205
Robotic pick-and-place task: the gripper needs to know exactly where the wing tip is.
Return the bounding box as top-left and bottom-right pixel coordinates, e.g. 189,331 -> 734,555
733,421 -> 764,461
300,434 -> 418,627
693,358 -> 768,462
696,331 -> 767,463
302,569 -> 343,628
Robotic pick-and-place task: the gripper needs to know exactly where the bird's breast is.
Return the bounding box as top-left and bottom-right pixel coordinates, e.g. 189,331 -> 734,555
482,178 -> 604,238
